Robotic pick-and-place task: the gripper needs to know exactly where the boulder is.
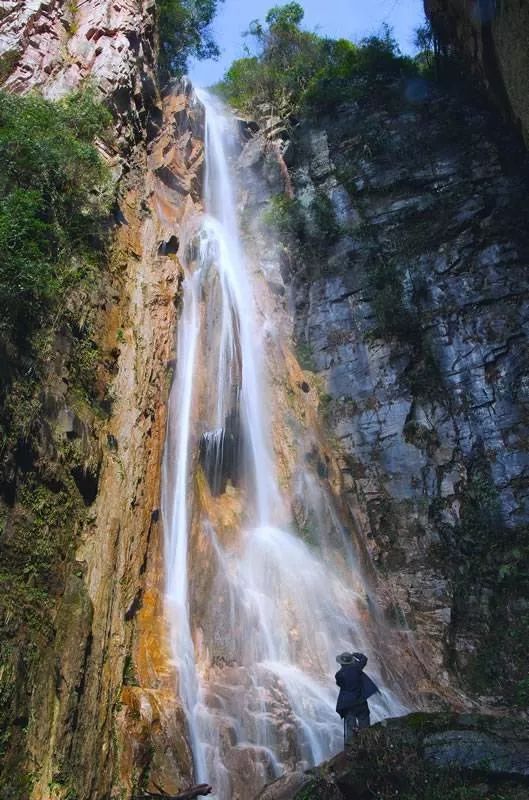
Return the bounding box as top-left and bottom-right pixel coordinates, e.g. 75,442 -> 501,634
257,713 -> 529,799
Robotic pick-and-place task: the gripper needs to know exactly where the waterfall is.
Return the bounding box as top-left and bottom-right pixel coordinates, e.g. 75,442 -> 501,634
161,89 -> 408,799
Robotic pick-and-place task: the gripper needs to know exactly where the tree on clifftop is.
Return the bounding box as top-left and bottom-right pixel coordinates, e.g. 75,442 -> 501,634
215,4 -> 416,115
157,0 -> 223,79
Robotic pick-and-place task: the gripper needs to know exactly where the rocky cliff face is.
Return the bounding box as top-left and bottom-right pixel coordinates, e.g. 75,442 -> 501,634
425,0 -> 529,147
243,81 -> 529,708
0,0 -> 159,147
0,3 -> 205,797
2,2 -> 529,796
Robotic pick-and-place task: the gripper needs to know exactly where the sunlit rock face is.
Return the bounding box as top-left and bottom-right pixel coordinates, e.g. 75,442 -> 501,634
241,85 -> 529,706
17,84 -> 204,800
0,0 -> 158,146
0,2 -> 207,795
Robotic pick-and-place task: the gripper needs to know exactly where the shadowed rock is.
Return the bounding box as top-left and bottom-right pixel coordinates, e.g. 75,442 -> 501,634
199,408 -> 242,496
257,713 -> 529,800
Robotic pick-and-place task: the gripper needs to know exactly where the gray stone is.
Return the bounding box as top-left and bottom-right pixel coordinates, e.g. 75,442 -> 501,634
424,729 -> 529,776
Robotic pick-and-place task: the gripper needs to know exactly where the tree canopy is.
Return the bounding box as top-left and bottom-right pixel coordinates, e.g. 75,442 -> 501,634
214,5 -> 418,115
265,2 -> 304,27
157,0 -> 223,78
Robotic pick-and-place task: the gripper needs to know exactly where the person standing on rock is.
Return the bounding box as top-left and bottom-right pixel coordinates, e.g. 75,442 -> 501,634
335,651 -> 379,745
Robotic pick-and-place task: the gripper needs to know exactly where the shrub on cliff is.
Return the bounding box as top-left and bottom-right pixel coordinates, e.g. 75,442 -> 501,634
263,190 -> 341,276
0,86 -> 112,340
304,26 -> 417,112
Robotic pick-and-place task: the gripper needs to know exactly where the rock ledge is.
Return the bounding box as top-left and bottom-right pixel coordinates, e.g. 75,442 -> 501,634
258,713 -> 529,800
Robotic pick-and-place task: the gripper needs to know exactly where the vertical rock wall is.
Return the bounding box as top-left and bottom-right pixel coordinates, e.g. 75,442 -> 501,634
251,82 -> 529,707
0,0 -> 158,145
0,3 -> 205,796
424,0 -> 529,147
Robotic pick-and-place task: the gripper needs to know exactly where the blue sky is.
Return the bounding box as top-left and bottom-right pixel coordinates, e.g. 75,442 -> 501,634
189,0 -> 426,87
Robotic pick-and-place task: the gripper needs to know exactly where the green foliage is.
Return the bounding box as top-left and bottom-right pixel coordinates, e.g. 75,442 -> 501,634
216,4 -> 322,115
414,21 -> 436,74
0,473 -> 87,780
58,85 -> 113,139
263,195 -> 302,235
157,0 -> 222,78
295,778 -> 325,800
295,340 -> 315,371
300,38 -> 360,113
306,25 -> 418,113
0,87 -> 112,340
215,9 -> 417,116
446,463 -> 529,704
311,193 -> 341,241
369,259 -> 419,341
7,480 -> 81,591
515,676 -> 529,706
123,654 -> 139,686
65,0 -> 80,35
467,608 -> 529,704
403,419 -> 440,453
265,2 -> 304,27
366,258 -> 443,399
413,18 -> 465,83
0,49 -> 20,84
0,301 -> 106,785
263,191 -> 341,273
0,86 -> 112,794
497,544 -> 529,585
459,470 -> 502,550
218,56 -> 267,114
69,325 -> 102,403
403,340 -> 443,400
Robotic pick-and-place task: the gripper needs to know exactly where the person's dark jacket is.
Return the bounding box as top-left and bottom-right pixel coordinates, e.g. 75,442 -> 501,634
335,655 -> 379,718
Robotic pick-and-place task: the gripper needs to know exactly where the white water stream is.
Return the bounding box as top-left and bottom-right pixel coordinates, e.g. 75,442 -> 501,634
162,90 -> 408,799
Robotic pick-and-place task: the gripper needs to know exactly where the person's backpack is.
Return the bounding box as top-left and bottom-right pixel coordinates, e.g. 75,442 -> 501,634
361,672 -> 379,699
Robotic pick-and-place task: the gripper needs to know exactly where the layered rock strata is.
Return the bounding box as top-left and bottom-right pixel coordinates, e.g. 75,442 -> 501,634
24,86 -> 204,800
0,0 -> 159,147
240,83 -> 529,705
0,3 -> 205,796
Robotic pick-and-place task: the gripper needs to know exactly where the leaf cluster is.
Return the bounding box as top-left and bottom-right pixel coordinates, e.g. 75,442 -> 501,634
157,0 -> 223,79
0,86 -> 112,340
263,191 -> 341,275
452,466 -> 529,704
459,470 -> 503,552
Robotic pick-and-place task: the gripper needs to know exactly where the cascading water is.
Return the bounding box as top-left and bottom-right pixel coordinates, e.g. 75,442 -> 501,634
162,89 -> 409,799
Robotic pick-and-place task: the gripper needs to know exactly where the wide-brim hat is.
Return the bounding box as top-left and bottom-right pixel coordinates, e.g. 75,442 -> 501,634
336,651 -> 355,665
